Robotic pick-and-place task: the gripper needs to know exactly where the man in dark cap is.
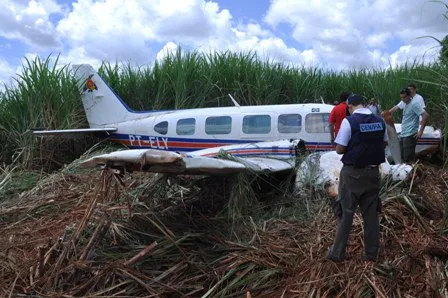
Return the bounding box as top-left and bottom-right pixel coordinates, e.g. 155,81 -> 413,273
327,94 -> 388,262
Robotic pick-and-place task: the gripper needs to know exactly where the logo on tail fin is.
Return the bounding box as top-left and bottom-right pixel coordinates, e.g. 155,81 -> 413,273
84,74 -> 98,92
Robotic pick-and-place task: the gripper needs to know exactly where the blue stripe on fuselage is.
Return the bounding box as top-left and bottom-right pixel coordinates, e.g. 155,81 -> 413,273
99,133 -> 253,144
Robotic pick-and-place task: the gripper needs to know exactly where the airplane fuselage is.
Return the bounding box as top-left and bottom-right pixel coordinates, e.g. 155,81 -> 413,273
98,103 -> 336,153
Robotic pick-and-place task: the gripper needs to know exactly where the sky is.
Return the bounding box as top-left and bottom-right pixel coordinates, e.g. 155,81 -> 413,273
0,0 -> 447,86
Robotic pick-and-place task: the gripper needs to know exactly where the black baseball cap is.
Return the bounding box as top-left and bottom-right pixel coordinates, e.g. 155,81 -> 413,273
346,94 -> 363,105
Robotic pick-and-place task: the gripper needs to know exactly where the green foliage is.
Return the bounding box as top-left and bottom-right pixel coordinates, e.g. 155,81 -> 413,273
444,104 -> 448,168
0,55 -> 87,168
0,170 -> 41,201
408,62 -> 448,163
440,35 -> 448,65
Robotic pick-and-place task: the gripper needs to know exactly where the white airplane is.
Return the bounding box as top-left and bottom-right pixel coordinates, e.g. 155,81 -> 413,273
34,65 -> 442,174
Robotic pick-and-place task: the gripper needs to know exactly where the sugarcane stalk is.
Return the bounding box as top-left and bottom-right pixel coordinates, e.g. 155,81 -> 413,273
79,217 -> 107,261
34,246 -> 46,279
123,241 -> 158,266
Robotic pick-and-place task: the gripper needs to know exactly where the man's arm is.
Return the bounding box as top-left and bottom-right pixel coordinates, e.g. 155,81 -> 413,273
385,100 -> 405,115
416,111 -> 429,138
334,118 -> 351,154
328,109 -> 336,142
329,123 -> 335,143
389,105 -> 399,114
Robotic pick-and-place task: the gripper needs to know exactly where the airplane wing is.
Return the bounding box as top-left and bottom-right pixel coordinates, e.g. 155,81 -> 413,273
81,140 -> 298,175
33,127 -> 117,135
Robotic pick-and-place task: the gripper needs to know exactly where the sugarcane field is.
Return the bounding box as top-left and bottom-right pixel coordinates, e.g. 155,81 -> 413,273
1,50 -> 448,297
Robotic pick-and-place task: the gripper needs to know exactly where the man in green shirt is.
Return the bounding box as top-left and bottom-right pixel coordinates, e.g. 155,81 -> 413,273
387,88 -> 429,163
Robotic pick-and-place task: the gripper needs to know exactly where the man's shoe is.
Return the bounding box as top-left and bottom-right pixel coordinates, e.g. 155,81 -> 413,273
327,247 -> 351,262
327,255 -> 345,262
364,256 -> 377,262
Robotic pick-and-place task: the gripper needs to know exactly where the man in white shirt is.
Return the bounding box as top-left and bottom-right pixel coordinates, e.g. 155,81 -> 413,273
390,83 -> 425,113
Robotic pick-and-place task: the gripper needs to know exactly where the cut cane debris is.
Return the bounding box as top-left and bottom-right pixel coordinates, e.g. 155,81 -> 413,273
0,160 -> 446,296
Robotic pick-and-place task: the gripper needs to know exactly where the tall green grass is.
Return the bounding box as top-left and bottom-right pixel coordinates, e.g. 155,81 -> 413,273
0,56 -> 87,168
0,51 -> 447,169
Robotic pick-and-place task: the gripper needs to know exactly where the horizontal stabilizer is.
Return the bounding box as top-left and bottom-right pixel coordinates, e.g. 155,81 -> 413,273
33,127 -> 117,135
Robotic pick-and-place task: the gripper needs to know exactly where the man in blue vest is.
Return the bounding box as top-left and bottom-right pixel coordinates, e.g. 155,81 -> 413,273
327,94 -> 387,262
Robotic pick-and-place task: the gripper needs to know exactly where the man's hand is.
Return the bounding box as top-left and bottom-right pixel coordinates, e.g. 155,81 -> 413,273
415,130 -> 423,139
382,109 -> 395,127
335,144 -> 346,154
418,111 -> 429,140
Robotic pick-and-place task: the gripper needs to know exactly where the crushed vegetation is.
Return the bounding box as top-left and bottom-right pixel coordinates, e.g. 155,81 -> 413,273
0,152 -> 447,297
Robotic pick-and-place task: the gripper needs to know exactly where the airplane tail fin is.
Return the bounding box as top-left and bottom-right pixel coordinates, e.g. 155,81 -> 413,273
73,64 -> 145,127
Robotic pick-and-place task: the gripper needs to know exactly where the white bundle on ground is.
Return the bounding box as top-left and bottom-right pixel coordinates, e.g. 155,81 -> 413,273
295,151 -> 413,197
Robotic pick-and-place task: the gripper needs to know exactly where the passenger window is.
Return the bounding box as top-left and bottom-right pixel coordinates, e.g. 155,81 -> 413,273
243,115 -> 271,134
278,114 -> 302,133
176,118 -> 196,135
205,116 -> 232,135
305,113 -> 330,133
154,121 -> 168,135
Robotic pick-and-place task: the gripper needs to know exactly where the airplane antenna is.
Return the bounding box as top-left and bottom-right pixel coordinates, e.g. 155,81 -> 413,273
228,94 -> 241,107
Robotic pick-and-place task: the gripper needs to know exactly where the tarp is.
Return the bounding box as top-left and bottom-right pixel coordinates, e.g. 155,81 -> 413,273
295,151 -> 413,197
